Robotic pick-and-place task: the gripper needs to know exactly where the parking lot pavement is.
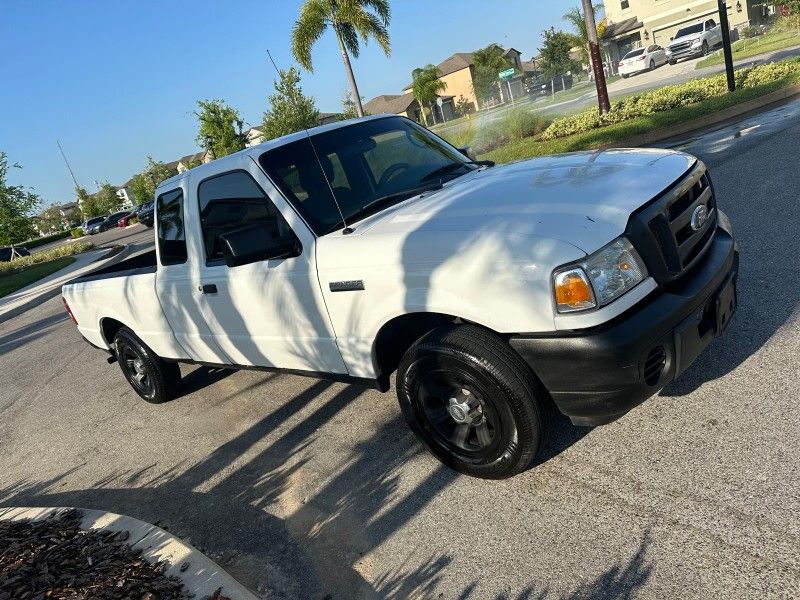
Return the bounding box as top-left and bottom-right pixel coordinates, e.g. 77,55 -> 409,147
1,100 -> 800,599
32,223 -> 154,254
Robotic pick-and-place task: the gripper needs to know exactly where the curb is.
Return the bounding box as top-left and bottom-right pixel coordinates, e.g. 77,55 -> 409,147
610,83 -> 800,148
0,245 -> 131,326
0,506 -> 258,600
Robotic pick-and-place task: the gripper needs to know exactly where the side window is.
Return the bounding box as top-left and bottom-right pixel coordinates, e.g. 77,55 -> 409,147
197,170 -> 293,264
706,19 -> 716,29
157,188 -> 187,265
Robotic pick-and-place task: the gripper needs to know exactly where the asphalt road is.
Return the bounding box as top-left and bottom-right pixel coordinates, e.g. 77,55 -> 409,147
1,100 -> 799,599
32,222 -> 155,255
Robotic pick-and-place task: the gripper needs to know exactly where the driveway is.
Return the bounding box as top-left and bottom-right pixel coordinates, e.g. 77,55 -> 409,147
1,100 -> 799,598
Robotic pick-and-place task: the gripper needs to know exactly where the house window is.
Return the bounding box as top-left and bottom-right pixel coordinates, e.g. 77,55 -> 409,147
621,0 -> 630,9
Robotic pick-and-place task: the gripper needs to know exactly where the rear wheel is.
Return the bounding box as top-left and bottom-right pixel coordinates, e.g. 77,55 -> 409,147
114,327 -> 180,404
669,60 -> 677,65
397,324 -> 546,479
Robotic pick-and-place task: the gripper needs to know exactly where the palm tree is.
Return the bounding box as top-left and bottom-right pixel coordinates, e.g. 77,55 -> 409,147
411,65 -> 447,126
292,0 -> 391,118
563,3 -> 604,66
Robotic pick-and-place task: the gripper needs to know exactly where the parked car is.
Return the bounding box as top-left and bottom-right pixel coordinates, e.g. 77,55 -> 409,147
62,115 -> 738,479
99,211 -> 132,232
666,19 -> 723,64
118,213 -> 137,228
0,246 -> 31,262
83,216 -> 106,235
136,202 -> 155,227
618,44 -> 668,77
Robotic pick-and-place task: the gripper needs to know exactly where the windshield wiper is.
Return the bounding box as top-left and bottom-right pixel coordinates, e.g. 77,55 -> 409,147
328,181 -> 444,233
419,159 -> 495,183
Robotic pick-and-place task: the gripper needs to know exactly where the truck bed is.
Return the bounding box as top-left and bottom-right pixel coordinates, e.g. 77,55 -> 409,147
69,249 -> 157,285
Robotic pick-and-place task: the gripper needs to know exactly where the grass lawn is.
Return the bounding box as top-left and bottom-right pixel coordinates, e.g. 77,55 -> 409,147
0,256 -> 75,298
696,29 -> 800,68
480,74 -> 800,164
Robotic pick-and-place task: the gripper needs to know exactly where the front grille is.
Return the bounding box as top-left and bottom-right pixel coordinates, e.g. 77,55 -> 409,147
670,41 -> 693,53
627,165 -> 718,285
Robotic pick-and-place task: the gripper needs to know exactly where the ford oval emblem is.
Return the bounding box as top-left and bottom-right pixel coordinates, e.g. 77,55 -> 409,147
690,205 -> 709,231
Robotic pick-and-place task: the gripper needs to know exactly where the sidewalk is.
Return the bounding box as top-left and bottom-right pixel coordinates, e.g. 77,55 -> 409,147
0,246 -> 125,325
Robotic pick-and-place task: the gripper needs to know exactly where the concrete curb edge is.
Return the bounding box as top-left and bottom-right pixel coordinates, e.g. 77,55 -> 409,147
0,506 -> 258,599
0,244 -> 131,326
610,83 -> 800,148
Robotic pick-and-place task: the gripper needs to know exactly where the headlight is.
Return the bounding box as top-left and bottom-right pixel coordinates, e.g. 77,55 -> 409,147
691,39 -> 702,47
553,237 -> 647,313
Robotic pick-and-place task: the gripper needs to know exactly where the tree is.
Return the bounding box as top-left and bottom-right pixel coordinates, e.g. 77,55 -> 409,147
194,99 -> 247,159
563,3 -> 603,65
96,183 -> 122,215
338,90 -> 366,120
76,185 -> 100,219
292,0 -> 391,117
0,152 -> 41,245
129,157 -> 177,205
411,64 -> 447,126
765,1 -> 800,28
262,67 -> 320,140
538,28 -> 580,85
472,44 -> 511,107
37,205 -> 65,234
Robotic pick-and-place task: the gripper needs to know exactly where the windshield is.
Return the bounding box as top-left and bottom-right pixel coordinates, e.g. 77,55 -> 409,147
623,49 -> 645,59
259,117 -> 475,235
87,217 -> 104,225
675,23 -> 704,38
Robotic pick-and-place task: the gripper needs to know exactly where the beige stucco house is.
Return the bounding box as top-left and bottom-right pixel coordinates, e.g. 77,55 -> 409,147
603,0 -> 772,65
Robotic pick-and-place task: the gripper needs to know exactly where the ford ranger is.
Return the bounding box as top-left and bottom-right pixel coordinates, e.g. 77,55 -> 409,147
62,115 -> 738,479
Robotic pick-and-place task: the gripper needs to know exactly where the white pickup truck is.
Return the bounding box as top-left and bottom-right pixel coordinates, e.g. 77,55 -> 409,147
62,115 -> 738,479
666,18 -> 724,64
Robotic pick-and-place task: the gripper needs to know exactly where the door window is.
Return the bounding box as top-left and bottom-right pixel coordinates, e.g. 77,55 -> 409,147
197,170 -> 293,264
157,188 -> 187,265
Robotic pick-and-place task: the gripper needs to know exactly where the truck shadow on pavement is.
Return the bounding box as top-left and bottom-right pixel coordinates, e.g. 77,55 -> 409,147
0,374 -> 646,599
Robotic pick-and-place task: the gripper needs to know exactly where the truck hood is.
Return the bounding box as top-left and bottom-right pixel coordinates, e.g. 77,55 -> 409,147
349,148 -> 696,254
668,33 -> 702,47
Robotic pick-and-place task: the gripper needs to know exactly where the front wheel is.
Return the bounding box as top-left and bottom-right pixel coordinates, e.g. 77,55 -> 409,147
397,325 -> 546,479
649,59 -> 655,70
114,327 -> 180,404
669,60 -> 677,65
702,41 -> 709,56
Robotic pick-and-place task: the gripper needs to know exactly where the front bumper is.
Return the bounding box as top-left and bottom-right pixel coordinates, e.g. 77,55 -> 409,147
510,221 -> 738,427
667,47 -> 702,61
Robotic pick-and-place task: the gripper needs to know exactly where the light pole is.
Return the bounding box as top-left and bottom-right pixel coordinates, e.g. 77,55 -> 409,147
718,0 -> 736,92
582,0 -> 611,115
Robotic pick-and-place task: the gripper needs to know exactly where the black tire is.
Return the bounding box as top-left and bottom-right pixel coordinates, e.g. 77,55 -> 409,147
397,324 -> 546,479
622,73 -> 629,78
649,59 -> 655,70
114,327 -> 180,404
702,41 -> 709,56
669,60 -> 677,65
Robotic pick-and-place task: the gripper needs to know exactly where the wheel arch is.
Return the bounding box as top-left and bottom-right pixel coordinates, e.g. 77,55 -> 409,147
100,317 -> 129,348
372,311 -> 504,391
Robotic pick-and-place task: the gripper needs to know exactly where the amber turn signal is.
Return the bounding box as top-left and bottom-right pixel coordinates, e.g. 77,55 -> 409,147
553,268 -> 596,313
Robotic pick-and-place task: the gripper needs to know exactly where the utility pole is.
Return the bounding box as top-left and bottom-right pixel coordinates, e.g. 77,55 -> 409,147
56,140 -> 80,189
718,0 -> 736,92
582,0 -> 611,115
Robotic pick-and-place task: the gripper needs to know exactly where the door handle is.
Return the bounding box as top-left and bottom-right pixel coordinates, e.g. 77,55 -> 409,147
199,284 -> 218,294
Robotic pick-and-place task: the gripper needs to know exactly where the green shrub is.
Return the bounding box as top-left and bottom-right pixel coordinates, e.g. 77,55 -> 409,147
497,109 -> 550,142
70,228 -> 83,239
0,242 -> 94,276
440,126 -> 477,152
740,25 -> 759,39
21,230 -> 71,249
541,60 -> 800,141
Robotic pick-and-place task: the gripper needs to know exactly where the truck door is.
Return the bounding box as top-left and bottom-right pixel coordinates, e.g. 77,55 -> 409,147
187,156 -> 348,374
154,182 -> 230,363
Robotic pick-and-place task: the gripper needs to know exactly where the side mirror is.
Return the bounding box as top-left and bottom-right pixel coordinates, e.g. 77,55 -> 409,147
457,146 -> 473,159
219,223 -> 301,268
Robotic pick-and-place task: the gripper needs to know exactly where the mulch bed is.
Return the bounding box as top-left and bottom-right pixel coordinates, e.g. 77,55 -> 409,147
0,509 -> 189,599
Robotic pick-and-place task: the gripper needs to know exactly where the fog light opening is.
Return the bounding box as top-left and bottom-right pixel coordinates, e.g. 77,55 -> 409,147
644,346 -> 667,387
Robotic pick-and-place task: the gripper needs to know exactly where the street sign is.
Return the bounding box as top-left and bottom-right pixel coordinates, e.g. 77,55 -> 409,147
499,68 -> 515,81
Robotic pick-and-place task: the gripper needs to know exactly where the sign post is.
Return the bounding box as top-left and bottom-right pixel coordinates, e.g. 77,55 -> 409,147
717,0 -> 736,92
499,68 -> 516,106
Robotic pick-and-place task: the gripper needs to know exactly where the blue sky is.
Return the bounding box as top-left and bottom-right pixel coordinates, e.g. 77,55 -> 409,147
2,0 -> 585,206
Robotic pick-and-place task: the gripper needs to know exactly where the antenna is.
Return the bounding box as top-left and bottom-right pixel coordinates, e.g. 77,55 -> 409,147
57,140 -> 80,189
266,49 -> 352,234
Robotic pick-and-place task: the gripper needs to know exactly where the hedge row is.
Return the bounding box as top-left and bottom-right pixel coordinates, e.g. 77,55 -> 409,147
21,230 -> 72,249
541,59 -> 800,141
0,242 -> 94,276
